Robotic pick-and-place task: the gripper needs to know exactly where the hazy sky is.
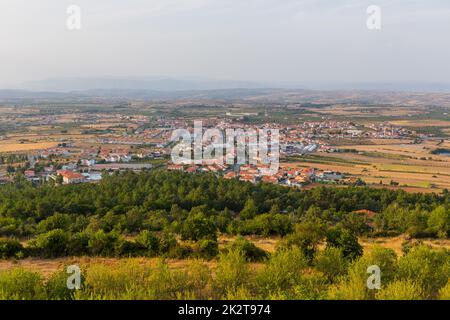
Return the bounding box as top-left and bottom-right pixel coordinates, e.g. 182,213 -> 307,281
1,0 -> 450,87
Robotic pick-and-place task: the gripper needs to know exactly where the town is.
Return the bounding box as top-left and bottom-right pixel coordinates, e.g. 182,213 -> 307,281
1,103 -> 445,191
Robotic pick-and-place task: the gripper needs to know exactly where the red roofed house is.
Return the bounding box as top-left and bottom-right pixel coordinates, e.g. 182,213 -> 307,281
167,164 -> 184,171
185,166 -> 198,173
224,171 -> 237,179
301,168 -> 315,178
261,175 -> 278,184
56,170 -> 85,184
24,170 -> 36,178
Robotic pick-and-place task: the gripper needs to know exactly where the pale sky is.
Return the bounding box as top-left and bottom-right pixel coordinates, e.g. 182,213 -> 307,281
1,0 -> 450,88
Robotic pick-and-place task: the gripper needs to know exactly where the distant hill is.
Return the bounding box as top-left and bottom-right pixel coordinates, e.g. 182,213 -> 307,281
1,77 -> 450,107
18,77 -> 268,92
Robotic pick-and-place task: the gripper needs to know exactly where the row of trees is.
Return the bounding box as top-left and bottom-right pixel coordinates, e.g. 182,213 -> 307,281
0,170 -> 448,259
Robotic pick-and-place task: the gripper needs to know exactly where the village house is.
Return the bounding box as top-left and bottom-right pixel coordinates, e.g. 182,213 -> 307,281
261,175 -> 278,184
224,171 -> 237,179
81,159 -> 96,167
239,173 -> 257,183
24,170 -> 36,179
301,168 -> 315,178
167,164 -> 184,171
185,166 -> 199,174
56,170 -> 85,184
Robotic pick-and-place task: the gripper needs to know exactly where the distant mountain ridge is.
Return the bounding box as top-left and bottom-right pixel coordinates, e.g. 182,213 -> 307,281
18,77 -> 269,92
1,77 -> 450,107
15,77 -> 450,93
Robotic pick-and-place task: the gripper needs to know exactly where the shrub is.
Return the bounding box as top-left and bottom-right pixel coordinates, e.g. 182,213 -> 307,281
427,206 -> 450,239
226,236 -> 268,262
327,275 -> 368,300
214,249 -> 250,297
180,211 -> 217,241
158,231 -> 179,254
240,199 -> 257,220
0,217 -> 20,237
280,219 -> 326,260
183,260 -> 211,299
224,286 -> 257,300
36,213 -> 72,234
145,259 -> 191,299
376,280 -> 424,300
114,239 -> 143,257
135,230 -> 160,256
438,281 -> 450,300
256,247 -> 308,296
81,260 -> 150,299
341,212 -> 371,235
290,272 -> 329,300
194,239 -> 219,259
314,247 -> 347,282
0,238 -> 24,259
87,230 -> 119,256
326,227 -> 363,261
328,247 -> 397,300
238,214 -> 292,236
45,268 -> 80,300
66,232 -> 90,256
397,245 -> 449,298
28,229 -> 70,258
0,268 -> 45,300
167,243 -> 193,259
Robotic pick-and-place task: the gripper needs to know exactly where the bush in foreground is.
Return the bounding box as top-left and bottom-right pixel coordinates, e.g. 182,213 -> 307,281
0,238 -> 24,259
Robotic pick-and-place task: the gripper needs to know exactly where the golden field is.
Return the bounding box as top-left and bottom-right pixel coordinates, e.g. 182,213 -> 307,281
283,139 -> 450,192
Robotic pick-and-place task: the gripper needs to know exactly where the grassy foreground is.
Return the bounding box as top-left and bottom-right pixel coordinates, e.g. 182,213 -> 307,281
1,244 -> 448,300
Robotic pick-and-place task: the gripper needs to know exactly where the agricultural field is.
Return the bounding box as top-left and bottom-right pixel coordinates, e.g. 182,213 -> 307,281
283,138 -> 450,192
0,139 -> 58,153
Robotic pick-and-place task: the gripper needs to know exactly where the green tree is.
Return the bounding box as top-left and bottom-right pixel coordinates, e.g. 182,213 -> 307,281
136,230 -> 160,256
282,218 -> 326,260
181,211 -> 216,241
226,236 -> 268,262
328,247 -> 397,300
214,249 -> 250,297
326,227 -> 363,260
397,245 -> 449,298
0,238 -> 24,259
240,199 -> 257,220
314,247 -> 348,282
29,229 -> 70,258
427,206 -> 450,238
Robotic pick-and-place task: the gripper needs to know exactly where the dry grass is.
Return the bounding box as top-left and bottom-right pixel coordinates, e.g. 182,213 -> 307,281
2,235 -> 447,278
0,141 -> 57,152
388,120 -> 450,127
360,235 -> 450,256
283,138 -> 450,192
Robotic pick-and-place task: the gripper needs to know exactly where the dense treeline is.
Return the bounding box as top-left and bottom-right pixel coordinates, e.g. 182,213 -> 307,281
0,170 -> 449,259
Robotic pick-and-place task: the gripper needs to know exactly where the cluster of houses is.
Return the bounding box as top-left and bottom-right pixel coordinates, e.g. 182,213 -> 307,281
19,162 -> 154,185
1,146 -> 157,186
167,162 -> 346,188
